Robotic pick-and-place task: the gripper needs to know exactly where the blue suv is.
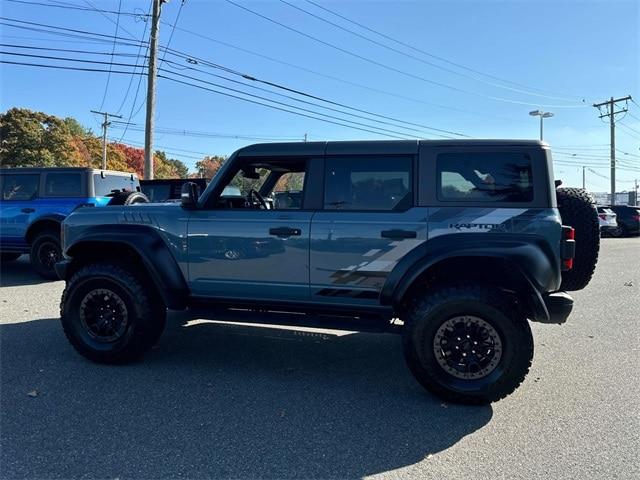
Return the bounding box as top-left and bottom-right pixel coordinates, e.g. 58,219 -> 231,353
55,140 -> 600,404
0,167 -> 143,278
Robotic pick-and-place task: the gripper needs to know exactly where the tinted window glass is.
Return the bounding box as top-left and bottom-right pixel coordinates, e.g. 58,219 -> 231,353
1,174 -> 39,201
437,153 -> 533,202
273,172 -> 305,210
324,156 -> 412,211
93,174 -> 137,196
43,172 -> 82,197
141,184 -> 172,202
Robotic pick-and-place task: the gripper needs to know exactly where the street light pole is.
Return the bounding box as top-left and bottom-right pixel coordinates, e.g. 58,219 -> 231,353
529,110 -> 554,141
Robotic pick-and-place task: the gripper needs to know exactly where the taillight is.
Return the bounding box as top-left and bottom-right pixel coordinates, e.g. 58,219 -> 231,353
561,226 -> 575,271
564,227 -> 575,240
598,214 -> 606,220
633,215 -> 640,222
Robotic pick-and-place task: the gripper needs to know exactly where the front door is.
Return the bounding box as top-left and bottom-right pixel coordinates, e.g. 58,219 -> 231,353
187,157 -> 313,302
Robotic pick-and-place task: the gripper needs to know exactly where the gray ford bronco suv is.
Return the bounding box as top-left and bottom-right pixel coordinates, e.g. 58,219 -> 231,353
55,140 -> 600,404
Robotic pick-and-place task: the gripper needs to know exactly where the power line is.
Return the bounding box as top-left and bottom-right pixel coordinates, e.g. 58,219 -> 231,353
224,0 -> 588,108
97,0 -> 121,111
1,14 -> 527,125
4,0 -> 147,17
303,0 -> 588,103
0,50 -> 413,139
159,0 -> 185,67
2,17 -> 464,138
111,121 -> 304,141
3,35 -> 467,139
161,58 -> 468,138
282,0 -> 585,104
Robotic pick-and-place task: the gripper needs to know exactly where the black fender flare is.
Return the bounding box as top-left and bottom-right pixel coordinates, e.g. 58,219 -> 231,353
25,214 -> 65,242
62,225 -> 189,310
381,234 -> 560,321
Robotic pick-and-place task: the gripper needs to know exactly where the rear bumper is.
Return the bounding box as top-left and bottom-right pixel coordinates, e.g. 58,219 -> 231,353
541,291 -> 574,324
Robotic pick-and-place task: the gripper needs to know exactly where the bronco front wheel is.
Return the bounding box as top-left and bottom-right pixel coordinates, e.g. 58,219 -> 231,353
60,262 -> 166,363
402,284 -> 533,404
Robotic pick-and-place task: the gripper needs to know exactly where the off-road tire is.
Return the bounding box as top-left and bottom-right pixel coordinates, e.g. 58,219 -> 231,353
402,284 -> 533,405
556,187 -> 599,291
30,229 -> 62,279
60,262 -> 166,364
1,252 -> 21,263
107,191 -> 149,206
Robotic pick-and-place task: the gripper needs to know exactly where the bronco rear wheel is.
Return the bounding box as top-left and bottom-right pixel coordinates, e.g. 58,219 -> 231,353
402,284 -> 533,404
556,187 -> 600,291
60,262 -> 166,363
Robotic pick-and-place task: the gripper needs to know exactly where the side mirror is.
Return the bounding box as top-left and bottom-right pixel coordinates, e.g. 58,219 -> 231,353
181,182 -> 199,209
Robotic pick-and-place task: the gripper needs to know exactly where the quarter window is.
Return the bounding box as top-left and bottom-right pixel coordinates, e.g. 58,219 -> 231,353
1,174 -> 39,201
324,156 -> 412,211
437,152 -> 533,202
43,172 -> 82,197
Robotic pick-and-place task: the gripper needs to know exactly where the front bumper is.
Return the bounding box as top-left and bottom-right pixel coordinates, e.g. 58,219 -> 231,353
54,259 -> 71,281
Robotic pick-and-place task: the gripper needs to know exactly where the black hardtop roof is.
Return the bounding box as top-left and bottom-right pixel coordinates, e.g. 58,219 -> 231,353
0,167 -> 137,176
140,178 -> 206,184
237,139 -> 549,157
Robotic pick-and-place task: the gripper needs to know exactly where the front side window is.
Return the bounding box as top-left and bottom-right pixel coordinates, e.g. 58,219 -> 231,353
1,174 -> 39,201
324,156 -> 412,211
43,172 -> 82,197
437,152 -> 533,202
215,158 -> 307,210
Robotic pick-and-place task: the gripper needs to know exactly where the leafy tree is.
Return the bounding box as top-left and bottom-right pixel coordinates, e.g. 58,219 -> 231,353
0,108 -> 83,167
166,158 -> 189,178
195,155 -> 226,179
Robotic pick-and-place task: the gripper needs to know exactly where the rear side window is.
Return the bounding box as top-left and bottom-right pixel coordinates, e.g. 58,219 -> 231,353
43,172 -> 82,197
93,174 -> 137,196
1,174 -> 39,201
437,152 -> 533,202
324,156 -> 412,211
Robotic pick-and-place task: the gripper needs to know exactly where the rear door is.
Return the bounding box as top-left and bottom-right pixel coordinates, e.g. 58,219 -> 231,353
0,172 -> 41,248
310,152 -> 427,306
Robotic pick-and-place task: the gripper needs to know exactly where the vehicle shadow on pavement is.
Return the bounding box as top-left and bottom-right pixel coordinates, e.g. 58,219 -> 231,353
0,256 -> 53,287
1,315 -> 493,479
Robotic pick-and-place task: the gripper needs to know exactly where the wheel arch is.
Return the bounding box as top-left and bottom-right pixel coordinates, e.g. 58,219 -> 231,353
63,226 -> 189,310
25,215 -> 65,243
381,234 -> 558,322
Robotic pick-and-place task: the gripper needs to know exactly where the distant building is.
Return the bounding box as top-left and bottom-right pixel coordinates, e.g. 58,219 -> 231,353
591,191 -> 637,206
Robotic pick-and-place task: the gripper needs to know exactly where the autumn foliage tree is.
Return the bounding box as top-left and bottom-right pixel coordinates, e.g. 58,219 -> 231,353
1,108 -> 193,179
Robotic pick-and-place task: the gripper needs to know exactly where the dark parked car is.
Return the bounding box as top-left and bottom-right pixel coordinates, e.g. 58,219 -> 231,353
605,205 -> 640,237
140,178 -> 207,202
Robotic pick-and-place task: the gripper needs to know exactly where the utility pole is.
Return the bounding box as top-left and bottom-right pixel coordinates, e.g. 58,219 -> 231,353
582,166 -> 585,190
593,95 -> 632,205
144,0 -> 164,180
90,110 -> 122,170
304,133 -> 308,142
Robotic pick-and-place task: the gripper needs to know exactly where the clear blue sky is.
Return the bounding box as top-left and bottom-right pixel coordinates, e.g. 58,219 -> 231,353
1,0 -> 638,191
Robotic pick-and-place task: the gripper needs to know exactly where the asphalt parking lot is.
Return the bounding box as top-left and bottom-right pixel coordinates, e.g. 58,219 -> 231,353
1,237 -> 639,480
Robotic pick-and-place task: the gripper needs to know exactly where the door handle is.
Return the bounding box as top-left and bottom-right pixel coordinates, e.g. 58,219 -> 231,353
269,227 -> 301,237
21,208 -> 35,213
381,229 -> 417,239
